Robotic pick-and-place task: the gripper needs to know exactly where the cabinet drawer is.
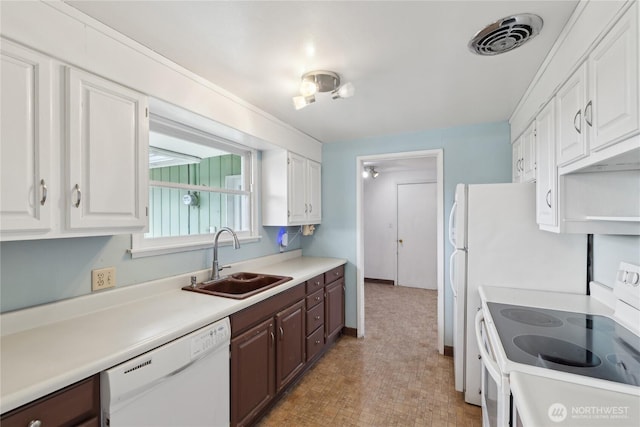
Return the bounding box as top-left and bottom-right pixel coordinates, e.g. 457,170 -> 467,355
306,288 -> 324,309
306,302 -> 324,335
305,274 -> 325,294
1,375 -> 99,427
306,326 -> 325,362
325,265 -> 344,283
231,284 -> 305,337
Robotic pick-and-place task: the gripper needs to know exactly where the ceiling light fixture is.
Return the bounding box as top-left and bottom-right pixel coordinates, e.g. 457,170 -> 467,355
363,166 -> 379,179
293,70 -> 355,110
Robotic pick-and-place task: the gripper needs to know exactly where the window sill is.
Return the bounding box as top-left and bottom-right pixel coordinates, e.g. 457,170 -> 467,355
129,234 -> 261,258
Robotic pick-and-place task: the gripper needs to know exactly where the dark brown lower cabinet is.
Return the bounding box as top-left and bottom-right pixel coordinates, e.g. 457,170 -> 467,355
1,375 -> 99,427
275,299 -> 306,391
325,277 -> 345,342
231,318 -> 276,427
230,265 -> 345,427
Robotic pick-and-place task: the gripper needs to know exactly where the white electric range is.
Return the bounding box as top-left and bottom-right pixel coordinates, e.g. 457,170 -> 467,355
476,262 -> 640,427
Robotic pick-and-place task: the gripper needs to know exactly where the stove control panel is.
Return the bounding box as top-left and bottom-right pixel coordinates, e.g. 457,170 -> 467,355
614,262 -> 640,310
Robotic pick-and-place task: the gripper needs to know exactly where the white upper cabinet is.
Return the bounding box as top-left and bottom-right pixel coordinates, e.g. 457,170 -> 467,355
66,68 -> 148,231
1,39 -> 149,241
556,3 -> 639,172
262,150 -> 322,226
306,160 -> 322,224
0,42 -> 52,235
535,100 -> 557,228
512,123 -> 536,183
286,152 -> 307,224
587,5 -> 639,152
556,63 -> 588,167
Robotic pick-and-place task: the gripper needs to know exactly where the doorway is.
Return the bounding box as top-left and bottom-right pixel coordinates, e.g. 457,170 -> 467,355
356,149 -> 444,354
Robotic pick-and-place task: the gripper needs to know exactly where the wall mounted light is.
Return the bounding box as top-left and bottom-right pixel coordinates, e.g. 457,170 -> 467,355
293,70 -> 355,110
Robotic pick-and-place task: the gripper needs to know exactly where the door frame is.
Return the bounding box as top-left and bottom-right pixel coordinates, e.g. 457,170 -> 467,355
355,149 -> 444,354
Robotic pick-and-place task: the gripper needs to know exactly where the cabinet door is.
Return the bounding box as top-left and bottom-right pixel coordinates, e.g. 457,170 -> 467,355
522,123 -> 537,183
66,68 -> 148,231
511,139 -> 520,183
287,152 -> 307,224
556,63 -> 588,166
0,42 -> 52,234
535,100 -> 557,227
306,159 -> 322,223
588,4 -> 639,151
275,300 -> 305,392
231,318 -> 275,427
325,278 -> 345,342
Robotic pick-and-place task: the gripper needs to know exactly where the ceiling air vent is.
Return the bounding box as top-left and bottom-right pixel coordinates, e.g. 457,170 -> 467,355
469,14 -> 543,56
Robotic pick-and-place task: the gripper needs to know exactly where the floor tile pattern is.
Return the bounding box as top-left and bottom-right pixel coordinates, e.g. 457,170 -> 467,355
257,283 -> 482,426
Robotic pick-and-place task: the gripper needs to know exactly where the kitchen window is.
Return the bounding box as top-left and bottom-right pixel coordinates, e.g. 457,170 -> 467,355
130,114 -> 258,257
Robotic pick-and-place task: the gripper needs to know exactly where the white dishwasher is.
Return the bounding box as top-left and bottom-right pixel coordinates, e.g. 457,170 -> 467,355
101,317 -> 230,427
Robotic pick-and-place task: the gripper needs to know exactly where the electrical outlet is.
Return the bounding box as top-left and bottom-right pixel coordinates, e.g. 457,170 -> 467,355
92,267 -> 116,291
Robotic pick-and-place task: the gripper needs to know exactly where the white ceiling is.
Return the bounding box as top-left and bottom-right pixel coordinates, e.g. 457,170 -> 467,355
65,0 -> 578,144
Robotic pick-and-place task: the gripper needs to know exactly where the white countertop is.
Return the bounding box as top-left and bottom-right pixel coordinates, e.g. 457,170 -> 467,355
0,251 -> 346,414
511,371 -> 640,427
479,285 -> 614,316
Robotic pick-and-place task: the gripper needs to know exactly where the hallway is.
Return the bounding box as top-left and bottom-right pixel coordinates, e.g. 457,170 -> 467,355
258,283 -> 482,426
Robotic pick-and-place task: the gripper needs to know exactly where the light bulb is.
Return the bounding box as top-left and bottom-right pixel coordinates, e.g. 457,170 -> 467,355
293,95 -> 315,110
362,169 -> 369,178
300,78 -> 318,97
332,82 -> 355,99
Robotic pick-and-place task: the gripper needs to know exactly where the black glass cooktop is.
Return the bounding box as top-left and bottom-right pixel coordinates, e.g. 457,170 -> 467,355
487,302 -> 640,386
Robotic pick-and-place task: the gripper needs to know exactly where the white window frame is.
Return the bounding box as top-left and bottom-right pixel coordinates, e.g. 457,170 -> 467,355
130,115 -> 259,258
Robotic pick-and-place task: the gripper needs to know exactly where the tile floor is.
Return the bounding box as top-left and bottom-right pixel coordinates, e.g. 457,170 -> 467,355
257,282 -> 482,426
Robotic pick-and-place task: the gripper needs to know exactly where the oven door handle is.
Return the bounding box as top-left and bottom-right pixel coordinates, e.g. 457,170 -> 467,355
475,310 -> 502,382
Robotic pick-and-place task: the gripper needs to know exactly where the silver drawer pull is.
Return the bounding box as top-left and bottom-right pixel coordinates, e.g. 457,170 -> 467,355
73,183 -> 81,208
315,281 -> 320,286
315,340 -> 321,345
315,296 -> 321,301
315,315 -> 321,320
546,190 -> 552,208
29,420 -> 42,427
40,179 -> 47,206
585,100 -> 593,127
335,271 -> 339,276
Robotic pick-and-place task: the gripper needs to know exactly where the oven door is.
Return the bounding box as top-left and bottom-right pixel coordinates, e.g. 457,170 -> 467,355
475,310 -> 510,427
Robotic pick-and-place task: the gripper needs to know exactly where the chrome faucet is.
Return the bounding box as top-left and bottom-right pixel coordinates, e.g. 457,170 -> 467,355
211,227 -> 241,280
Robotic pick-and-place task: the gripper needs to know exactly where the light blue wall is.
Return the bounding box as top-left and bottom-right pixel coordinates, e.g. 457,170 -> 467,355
0,228 -> 302,313
593,235 -> 640,287
302,121 -> 512,346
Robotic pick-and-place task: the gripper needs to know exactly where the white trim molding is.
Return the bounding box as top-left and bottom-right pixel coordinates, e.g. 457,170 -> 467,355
356,149 -> 445,354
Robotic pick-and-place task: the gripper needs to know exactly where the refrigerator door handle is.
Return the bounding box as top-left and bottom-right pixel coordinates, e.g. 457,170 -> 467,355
448,202 -> 457,246
449,251 -> 457,297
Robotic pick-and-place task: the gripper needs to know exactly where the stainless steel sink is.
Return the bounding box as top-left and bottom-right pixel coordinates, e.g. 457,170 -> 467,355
182,272 -> 293,299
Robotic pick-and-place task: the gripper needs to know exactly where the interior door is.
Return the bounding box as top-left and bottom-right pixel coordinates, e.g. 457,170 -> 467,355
397,182 -> 437,289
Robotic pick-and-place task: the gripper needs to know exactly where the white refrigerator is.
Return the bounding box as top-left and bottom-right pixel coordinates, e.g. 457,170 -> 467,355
448,183 -> 586,405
